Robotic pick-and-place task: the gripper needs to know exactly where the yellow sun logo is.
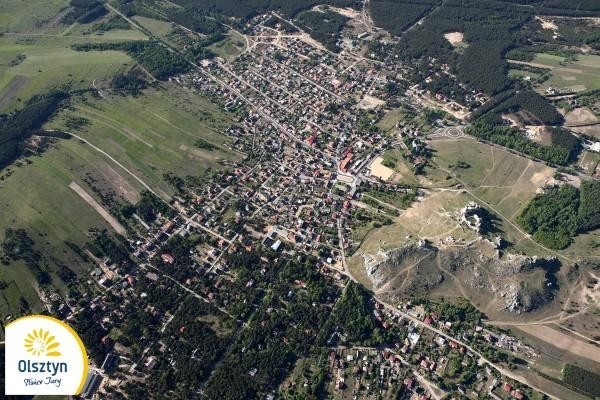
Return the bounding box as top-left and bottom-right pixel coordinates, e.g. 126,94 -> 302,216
24,328 -> 61,357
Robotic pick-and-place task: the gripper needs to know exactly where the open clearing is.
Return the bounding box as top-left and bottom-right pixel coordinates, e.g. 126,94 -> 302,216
430,137 -> 554,220
443,31 -> 465,47
353,190 -> 477,258
520,53 -> 600,93
358,94 -> 385,109
208,31 -> 247,61
133,16 -> 173,36
69,181 -> 126,235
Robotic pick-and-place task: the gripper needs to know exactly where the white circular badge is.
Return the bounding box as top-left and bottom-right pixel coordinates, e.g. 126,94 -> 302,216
4,315 -> 89,395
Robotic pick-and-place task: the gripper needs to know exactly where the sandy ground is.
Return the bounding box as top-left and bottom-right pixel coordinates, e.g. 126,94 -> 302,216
326,6 -> 361,19
69,181 -> 126,235
358,95 -> 385,109
514,325 -> 600,363
565,107 -> 598,125
535,16 -> 558,31
525,126 -> 552,145
369,157 -> 395,180
443,31 -> 464,47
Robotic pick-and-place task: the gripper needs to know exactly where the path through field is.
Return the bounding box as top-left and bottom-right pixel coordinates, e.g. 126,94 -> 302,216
69,181 -> 126,235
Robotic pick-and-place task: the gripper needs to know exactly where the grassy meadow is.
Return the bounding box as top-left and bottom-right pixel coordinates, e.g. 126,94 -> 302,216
47,84 -> 242,197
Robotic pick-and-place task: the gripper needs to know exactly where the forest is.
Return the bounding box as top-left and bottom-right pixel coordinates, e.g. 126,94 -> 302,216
517,184 -> 579,249
369,0 -> 439,35
517,181 -> 600,249
492,90 -> 564,126
386,0 -> 532,95
168,0 -> 360,20
295,9 -> 348,52
0,92 -> 67,169
63,0 -> 107,25
167,8 -> 225,35
111,71 -> 147,95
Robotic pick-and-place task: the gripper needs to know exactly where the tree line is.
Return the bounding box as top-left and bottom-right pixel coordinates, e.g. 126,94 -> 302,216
73,41 -> 191,80
466,117 -> 572,166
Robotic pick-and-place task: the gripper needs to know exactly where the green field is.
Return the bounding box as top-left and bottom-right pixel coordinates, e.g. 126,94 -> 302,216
531,53 -> 566,68
0,0 -> 68,33
429,137 -> 600,258
381,147 -> 456,188
0,36 -> 134,112
431,137 -> 553,217
529,53 -> 600,93
132,15 -> 173,36
377,109 -> 404,132
508,69 -> 540,80
0,137 -> 144,318
46,84 -> 242,196
208,31 -> 247,61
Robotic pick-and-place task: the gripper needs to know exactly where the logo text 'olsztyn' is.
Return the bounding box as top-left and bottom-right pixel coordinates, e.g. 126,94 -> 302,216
4,315 -> 88,395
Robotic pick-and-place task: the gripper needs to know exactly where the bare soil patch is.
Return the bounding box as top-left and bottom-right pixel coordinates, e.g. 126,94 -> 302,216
369,156 -> 395,180
535,16 -> 558,31
326,6 -> 361,19
358,94 -> 385,109
565,107 -> 598,125
443,31 -> 464,47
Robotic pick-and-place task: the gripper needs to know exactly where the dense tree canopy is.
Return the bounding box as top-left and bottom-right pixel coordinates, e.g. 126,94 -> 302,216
515,183 -> 600,250
0,92 -> 67,169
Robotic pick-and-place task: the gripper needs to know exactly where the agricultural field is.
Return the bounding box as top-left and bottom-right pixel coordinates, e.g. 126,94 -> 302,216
0,0 -> 68,33
132,16 -> 173,37
0,5 -> 156,112
512,53 -> 600,93
0,137 -> 142,317
0,40 -> 133,112
46,84 -> 242,197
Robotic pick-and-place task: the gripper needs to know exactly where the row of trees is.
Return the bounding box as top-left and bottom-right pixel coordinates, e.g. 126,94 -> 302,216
73,41 -> 191,80
466,118 -> 572,165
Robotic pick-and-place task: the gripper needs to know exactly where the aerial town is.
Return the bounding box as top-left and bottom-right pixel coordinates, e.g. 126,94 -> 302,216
1,0 -> 599,399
